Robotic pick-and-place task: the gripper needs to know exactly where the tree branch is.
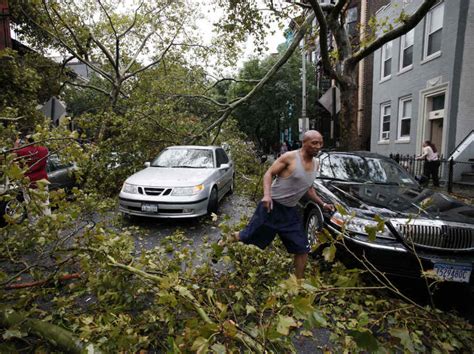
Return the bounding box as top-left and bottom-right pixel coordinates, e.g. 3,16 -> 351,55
205,77 -> 261,93
27,4 -> 113,84
347,0 -> 437,68
89,32 -> 119,76
0,116 -> 25,122
330,0 -> 349,18
64,80 -> 112,98
117,1 -> 144,39
97,0 -> 120,67
307,0 -> 338,79
123,33 -> 178,80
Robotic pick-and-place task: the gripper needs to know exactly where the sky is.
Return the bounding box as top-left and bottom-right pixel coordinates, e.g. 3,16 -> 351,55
194,0 -> 287,69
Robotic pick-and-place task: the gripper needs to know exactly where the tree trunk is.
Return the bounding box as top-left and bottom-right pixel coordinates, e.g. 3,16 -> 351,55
338,81 -> 359,150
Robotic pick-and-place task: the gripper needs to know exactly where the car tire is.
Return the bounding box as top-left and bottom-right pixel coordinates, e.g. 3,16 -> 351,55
305,207 -> 324,252
4,198 -> 26,224
228,175 -> 235,195
207,187 -> 218,214
122,212 -> 137,222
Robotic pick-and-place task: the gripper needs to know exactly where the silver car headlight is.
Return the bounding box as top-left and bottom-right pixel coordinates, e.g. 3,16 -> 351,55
330,212 -> 394,239
122,182 -> 138,194
171,184 -> 204,196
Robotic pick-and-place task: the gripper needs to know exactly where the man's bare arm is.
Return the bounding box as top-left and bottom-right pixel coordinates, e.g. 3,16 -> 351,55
261,152 -> 293,211
307,187 -> 335,212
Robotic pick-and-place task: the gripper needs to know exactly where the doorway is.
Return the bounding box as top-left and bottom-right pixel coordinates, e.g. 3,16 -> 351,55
430,118 -> 443,155
426,92 -> 445,154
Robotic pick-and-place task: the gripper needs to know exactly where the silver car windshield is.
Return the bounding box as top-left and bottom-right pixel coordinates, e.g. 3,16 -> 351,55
151,148 -> 214,168
319,154 -> 418,186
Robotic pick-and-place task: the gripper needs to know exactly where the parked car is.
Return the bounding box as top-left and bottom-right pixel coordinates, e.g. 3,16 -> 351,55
119,146 -> 234,218
0,154 -> 77,225
299,151 -> 474,284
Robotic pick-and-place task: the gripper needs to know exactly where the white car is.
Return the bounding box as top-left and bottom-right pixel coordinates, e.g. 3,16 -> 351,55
119,146 -> 234,218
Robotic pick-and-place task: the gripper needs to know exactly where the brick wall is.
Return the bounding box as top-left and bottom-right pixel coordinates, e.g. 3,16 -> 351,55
0,0 -> 11,50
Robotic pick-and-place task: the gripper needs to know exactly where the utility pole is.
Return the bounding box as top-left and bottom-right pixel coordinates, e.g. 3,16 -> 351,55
331,79 -> 336,141
299,35 -> 309,141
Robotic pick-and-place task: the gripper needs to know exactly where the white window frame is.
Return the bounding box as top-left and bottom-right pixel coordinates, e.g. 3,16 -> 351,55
379,103 -> 391,141
423,1 -> 444,60
397,97 -> 412,141
399,29 -> 414,73
381,42 -> 392,81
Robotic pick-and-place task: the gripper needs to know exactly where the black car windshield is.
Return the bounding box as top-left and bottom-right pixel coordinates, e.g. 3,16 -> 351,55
151,148 -> 214,168
318,154 -> 417,186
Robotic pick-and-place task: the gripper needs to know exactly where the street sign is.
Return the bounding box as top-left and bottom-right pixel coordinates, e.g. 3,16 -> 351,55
319,86 -> 341,115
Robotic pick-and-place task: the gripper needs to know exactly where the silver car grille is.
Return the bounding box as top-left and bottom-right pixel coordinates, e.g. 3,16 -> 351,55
392,219 -> 474,251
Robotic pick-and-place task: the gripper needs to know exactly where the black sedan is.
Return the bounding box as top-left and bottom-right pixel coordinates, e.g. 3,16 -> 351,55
299,151 -> 474,284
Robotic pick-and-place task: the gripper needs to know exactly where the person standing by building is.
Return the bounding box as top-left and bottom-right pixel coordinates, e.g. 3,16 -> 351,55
14,134 -> 51,217
279,141 -> 288,157
220,130 -> 334,279
416,140 -> 440,187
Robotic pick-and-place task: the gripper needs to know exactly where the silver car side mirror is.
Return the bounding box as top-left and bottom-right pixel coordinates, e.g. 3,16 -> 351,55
144,162 -> 151,167
220,163 -> 230,169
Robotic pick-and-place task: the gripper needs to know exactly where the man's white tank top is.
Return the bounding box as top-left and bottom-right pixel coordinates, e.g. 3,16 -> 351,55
271,150 -> 318,207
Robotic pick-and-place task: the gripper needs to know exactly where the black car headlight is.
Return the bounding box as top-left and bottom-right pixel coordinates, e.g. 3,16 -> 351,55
330,212 -> 395,239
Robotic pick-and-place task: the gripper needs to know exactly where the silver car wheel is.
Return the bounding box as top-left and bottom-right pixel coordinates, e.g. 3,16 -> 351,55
5,199 -> 26,223
305,208 -> 323,250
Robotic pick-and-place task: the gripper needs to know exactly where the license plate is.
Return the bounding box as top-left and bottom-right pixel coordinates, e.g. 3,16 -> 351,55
433,263 -> 471,283
141,204 -> 158,213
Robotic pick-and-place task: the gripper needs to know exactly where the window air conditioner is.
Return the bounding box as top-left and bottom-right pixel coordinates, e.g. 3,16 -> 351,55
428,109 -> 444,120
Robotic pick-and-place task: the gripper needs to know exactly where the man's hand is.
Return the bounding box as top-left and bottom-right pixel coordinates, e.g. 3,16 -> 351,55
261,195 -> 273,213
322,203 -> 335,212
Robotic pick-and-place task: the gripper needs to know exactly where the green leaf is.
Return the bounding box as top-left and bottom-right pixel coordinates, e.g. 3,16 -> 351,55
390,328 -> 415,352
364,225 -> 377,242
7,163 -> 24,180
322,244 -> 336,262
348,330 -> 379,351
223,320 -> 238,337
2,329 -> 26,340
211,343 -> 227,354
246,305 -> 256,315
292,297 -> 314,319
276,315 -> 298,335
308,311 -> 327,328
336,204 -> 348,216
191,337 -> 209,353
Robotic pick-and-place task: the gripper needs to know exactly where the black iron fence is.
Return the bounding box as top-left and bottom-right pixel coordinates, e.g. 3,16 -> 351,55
389,154 -> 473,193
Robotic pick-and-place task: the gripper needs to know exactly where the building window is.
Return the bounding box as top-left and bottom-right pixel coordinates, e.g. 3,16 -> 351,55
346,7 -> 358,36
381,41 -> 392,80
380,103 -> 391,141
399,29 -> 414,71
398,97 -> 412,140
424,1 -> 444,59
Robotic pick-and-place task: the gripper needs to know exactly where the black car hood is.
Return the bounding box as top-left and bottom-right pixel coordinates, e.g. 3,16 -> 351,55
317,180 -> 474,225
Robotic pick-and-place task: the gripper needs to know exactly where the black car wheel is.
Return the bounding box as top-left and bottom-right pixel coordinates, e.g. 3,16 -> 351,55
3,199 -> 26,224
207,187 -> 218,214
305,207 -> 323,252
229,175 -> 235,195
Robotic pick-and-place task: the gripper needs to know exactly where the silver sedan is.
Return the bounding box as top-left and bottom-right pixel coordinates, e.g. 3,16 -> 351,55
119,146 -> 234,218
